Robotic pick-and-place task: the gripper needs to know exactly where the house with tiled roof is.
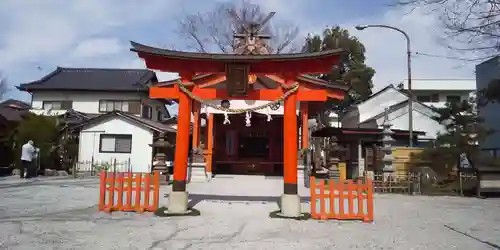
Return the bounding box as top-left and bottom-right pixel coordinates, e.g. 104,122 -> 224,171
18,67 -> 172,120
0,99 -> 30,123
17,67 -> 176,172
341,84 -> 445,141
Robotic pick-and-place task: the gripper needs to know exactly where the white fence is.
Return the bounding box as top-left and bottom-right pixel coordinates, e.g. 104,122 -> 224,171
74,158 -> 151,176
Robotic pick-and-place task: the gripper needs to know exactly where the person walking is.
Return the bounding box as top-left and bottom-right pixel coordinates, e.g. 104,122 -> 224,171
20,140 -> 38,179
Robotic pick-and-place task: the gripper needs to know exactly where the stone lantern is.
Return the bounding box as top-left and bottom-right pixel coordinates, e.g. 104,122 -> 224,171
323,136 -> 347,180
191,141 -> 206,164
149,132 -> 173,182
381,108 -> 395,181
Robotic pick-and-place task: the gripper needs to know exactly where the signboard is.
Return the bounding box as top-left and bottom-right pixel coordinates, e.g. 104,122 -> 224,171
459,153 -> 472,169
226,64 -> 249,96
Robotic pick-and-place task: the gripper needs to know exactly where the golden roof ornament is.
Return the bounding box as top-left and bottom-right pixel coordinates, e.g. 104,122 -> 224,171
229,10 -> 275,55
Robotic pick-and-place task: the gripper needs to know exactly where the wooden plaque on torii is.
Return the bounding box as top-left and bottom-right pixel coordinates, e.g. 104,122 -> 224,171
225,63 -> 249,96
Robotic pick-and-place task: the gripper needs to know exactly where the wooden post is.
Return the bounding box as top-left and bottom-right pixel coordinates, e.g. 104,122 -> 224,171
72,161 -> 77,179
192,101 -> 201,149
459,171 -> 463,196
91,156 -> 95,176
206,113 -> 214,175
172,74 -> 192,192
98,170 -> 106,211
300,102 -> 309,187
283,78 -> 298,195
301,102 -> 309,150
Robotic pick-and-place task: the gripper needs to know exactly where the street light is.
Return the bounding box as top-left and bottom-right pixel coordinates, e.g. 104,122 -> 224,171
355,24 -> 414,147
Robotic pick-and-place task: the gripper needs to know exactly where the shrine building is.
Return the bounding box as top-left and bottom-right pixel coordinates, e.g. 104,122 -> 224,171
129,14 -> 349,217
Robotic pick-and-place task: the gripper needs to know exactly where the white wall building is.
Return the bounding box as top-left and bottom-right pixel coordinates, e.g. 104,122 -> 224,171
400,79 -> 475,108
29,91 -> 168,122
18,67 -> 175,172
19,67 -> 171,122
342,85 -> 445,141
75,111 -> 176,173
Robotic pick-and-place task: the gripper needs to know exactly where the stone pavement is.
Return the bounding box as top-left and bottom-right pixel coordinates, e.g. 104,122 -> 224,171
0,175 -> 499,249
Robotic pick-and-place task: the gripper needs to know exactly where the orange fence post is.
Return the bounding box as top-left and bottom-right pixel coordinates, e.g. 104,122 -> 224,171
152,171 -> 160,211
134,173 -> 142,212
356,179 -> 364,218
328,180 -> 335,218
318,180 -> 326,220
144,173 -> 151,211
365,178 -> 374,222
116,173 -> 124,210
105,172 -> 115,213
125,172 -> 133,211
310,176 -> 317,218
346,180 -> 354,218
338,181 -> 346,220
98,170 -> 106,211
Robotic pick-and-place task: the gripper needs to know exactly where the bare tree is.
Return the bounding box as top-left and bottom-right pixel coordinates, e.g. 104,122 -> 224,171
395,0 -> 500,56
176,0 -> 300,54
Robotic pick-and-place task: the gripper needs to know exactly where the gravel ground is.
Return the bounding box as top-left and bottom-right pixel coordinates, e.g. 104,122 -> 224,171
0,175 -> 499,250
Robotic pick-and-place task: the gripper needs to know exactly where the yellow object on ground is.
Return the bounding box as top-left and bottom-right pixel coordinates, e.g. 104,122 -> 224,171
338,162 -> 346,180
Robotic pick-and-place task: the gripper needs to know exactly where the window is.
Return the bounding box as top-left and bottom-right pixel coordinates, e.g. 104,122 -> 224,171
416,95 -> 431,102
99,100 -> 140,114
430,94 -> 439,102
42,101 -> 72,110
99,134 -> 132,153
446,95 -> 461,103
416,94 -> 439,103
142,105 -> 152,119
156,110 -> 163,121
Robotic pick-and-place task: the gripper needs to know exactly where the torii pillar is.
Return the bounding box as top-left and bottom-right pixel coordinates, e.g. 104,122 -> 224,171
168,73 -> 192,214
281,76 -> 301,217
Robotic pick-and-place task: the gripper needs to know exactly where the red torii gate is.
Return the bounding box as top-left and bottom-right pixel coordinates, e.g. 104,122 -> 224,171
130,41 -> 347,217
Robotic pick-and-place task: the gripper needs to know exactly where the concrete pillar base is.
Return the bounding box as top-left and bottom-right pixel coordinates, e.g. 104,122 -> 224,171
279,194 -> 301,218
167,191 -> 189,214
297,166 -> 306,187
188,165 -> 206,183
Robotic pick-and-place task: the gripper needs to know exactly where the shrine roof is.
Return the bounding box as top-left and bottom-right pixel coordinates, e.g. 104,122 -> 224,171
312,127 -> 426,138
131,41 -> 346,62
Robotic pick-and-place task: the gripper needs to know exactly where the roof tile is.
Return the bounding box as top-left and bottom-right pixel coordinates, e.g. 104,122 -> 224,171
18,67 -> 155,92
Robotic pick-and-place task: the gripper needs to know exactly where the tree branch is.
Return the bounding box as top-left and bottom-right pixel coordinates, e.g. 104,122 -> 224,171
175,0 -> 300,54
392,0 -> 500,56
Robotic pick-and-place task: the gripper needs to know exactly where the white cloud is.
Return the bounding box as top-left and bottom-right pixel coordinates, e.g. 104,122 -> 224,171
0,0 -> 179,71
261,2 -> 477,91
71,38 -> 124,58
0,0 -> 480,105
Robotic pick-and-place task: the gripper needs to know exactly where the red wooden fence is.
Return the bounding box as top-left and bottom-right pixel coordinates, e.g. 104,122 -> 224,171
99,170 -> 160,213
310,177 -> 374,222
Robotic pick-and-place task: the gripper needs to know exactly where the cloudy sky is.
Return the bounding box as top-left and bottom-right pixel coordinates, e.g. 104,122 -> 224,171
0,0 -> 477,105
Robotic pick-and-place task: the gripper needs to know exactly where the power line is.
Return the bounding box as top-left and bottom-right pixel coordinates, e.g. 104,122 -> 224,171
413,52 -> 495,62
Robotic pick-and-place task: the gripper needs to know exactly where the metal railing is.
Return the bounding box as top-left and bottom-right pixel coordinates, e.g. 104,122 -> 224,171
369,172 -> 421,194
73,158 -> 152,177
458,171 -> 477,196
